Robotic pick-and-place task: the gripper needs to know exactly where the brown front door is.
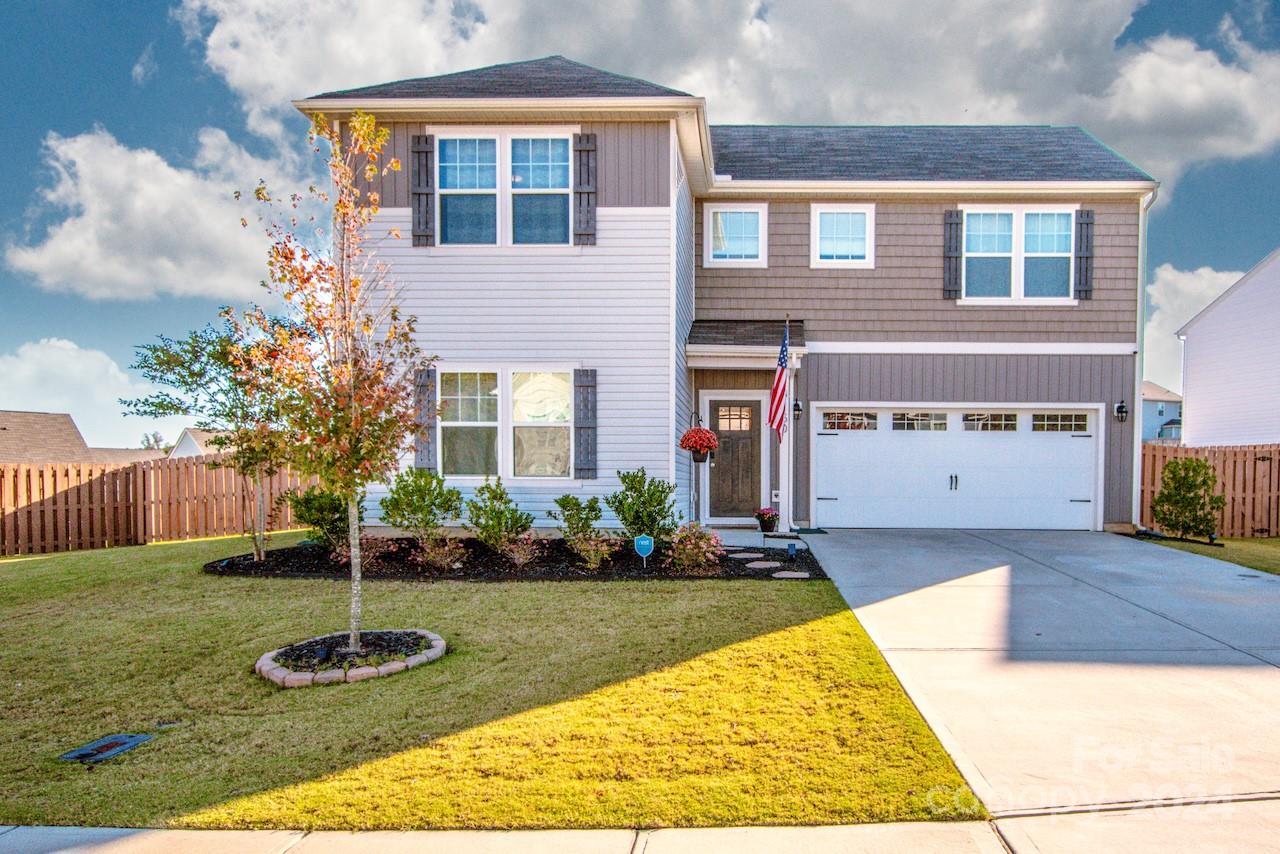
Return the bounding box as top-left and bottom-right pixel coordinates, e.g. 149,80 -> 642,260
709,400 -> 761,518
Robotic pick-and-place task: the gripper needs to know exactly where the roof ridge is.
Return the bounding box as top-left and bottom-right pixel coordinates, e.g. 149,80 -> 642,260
711,123 -> 1060,129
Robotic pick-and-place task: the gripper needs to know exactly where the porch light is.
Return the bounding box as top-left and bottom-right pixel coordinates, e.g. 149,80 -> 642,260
793,399 -> 804,421
1114,401 -> 1129,423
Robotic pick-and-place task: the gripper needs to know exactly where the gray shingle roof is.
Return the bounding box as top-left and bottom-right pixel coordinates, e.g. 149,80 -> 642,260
709,125 -> 1153,182
688,320 -> 806,348
308,56 -> 690,100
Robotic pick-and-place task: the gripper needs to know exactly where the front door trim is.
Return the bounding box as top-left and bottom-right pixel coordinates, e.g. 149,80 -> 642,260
699,389 -> 772,525
808,400 -> 1107,531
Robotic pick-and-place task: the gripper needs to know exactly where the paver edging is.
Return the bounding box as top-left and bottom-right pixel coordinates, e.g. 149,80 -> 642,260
254,629 -> 446,689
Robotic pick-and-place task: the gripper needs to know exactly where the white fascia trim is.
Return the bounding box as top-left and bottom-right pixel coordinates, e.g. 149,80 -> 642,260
707,179 -> 1158,197
293,96 -> 706,115
803,342 -> 1136,355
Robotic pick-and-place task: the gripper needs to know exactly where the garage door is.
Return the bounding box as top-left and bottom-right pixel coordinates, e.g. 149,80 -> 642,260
813,407 -> 1099,530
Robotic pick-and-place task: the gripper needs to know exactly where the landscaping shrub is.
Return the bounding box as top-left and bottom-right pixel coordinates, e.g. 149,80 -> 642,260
1152,457 -> 1225,540
287,486 -> 356,549
332,534 -> 401,572
548,494 -> 620,570
379,468 -> 463,541
465,478 -> 534,552
664,522 -> 725,575
605,468 -> 678,541
502,532 -> 543,568
413,535 -> 467,571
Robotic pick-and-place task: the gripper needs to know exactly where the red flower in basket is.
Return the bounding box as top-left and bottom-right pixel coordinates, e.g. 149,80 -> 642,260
679,427 -> 719,458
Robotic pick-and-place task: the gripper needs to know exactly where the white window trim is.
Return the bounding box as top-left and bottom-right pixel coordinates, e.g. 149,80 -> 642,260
809,203 -> 875,269
703,202 -> 768,269
436,364 -> 581,486
957,203 -> 1079,305
432,126 -> 579,251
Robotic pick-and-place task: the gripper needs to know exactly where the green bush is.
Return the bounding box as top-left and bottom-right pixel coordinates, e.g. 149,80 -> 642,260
379,468 -> 463,541
605,468 -> 678,541
465,478 -> 534,552
1151,457 -> 1225,540
287,486 -> 356,549
664,522 -> 725,575
548,494 -> 618,570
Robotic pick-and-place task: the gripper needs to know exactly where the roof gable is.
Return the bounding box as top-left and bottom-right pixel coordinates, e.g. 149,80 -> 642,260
1141,381 -> 1182,403
708,125 -> 1153,183
0,410 -> 89,463
308,56 -> 689,100
1178,246 -> 1280,337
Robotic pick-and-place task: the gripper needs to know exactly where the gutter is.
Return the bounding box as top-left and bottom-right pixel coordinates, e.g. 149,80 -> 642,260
1131,184 -> 1160,526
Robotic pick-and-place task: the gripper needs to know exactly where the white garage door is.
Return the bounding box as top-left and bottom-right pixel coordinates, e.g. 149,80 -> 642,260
813,407 -> 1099,530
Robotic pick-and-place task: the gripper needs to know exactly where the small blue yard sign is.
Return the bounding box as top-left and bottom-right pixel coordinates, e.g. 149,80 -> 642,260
634,535 -> 654,568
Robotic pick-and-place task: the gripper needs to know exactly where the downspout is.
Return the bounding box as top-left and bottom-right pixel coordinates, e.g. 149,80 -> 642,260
1131,186 -> 1159,528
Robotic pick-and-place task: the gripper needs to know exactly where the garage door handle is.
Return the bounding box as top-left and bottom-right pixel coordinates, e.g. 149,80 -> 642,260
1069,499 -> 1092,503
817,432 -> 838,436
816,497 -> 838,501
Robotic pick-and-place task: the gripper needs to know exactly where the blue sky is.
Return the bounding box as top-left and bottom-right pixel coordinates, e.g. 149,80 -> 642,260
2,0 -> 1278,445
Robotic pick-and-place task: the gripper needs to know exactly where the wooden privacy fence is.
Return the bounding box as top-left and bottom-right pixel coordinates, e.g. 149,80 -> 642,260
1141,443 -> 1280,538
2,454 -> 315,556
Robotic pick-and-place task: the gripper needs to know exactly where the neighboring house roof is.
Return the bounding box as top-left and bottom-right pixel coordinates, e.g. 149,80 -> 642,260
0,410 -> 164,464
1141,381 -> 1182,403
688,320 -> 807,348
708,125 -> 1153,182
1177,245 -> 1280,337
307,55 -> 690,100
167,428 -> 230,458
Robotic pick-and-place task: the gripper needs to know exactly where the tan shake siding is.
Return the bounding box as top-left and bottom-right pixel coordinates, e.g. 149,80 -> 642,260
695,198 -> 1140,342
354,121 -> 669,209
794,353 -> 1136,525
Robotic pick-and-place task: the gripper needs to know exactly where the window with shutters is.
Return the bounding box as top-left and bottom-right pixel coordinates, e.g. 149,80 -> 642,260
959,204 -> 1078,304
703,203 -> 768,268
436,367 -> 580,481
434,128 -> 577,248
810,204 -> 875,269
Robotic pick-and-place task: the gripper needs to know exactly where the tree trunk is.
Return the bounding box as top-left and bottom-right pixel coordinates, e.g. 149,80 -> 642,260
253,474 -> 267,562
347,494 -> 362,653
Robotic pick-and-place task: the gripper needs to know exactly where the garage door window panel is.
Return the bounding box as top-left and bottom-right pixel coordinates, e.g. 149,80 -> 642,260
1032,413 -> 1089,433
963,412 -> 1018,432
824,411 -> 877,430
893,412 -> 948,431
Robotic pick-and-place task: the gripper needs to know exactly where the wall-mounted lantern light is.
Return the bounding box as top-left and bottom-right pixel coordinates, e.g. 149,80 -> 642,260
793,399 -> 804,421
1114,401 -> 1129,423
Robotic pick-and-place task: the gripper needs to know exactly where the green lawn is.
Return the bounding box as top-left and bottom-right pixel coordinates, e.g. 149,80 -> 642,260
0,534 -> 977,830
1153,536 -> 1280,576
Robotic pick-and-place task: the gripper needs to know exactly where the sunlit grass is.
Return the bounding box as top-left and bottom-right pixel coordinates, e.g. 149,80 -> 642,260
1153,536 -> 1280,576
0,534 -> 975,829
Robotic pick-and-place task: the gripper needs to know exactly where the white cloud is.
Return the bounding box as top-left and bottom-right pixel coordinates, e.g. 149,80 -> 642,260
174,0 -> 1280,192
131,42 -> 158,85
1143,263 -> 1242,392
0,339 -> 193,448
5,127 -> 284,301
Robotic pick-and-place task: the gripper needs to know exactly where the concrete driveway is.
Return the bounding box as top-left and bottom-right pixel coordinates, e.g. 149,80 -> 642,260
807,529 -> 1280,851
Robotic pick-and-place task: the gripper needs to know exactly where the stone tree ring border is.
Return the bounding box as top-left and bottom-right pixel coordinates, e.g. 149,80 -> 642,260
255,629 -> 446,689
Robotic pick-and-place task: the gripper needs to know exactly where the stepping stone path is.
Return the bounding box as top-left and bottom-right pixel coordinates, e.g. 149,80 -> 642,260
727,552 -> 764,560
772,571 -> 811,579
745,560 -> 781,569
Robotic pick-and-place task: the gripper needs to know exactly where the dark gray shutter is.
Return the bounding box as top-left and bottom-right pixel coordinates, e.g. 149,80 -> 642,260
414,367 -> 438,471
943,209 -> 963,299
573,369 -> 597,479
410,134 -> 435,247
1074,209 -> 1095,300
573,133 -> 597,246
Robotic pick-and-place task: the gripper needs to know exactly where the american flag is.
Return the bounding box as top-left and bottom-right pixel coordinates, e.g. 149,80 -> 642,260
767,321 -> 790,440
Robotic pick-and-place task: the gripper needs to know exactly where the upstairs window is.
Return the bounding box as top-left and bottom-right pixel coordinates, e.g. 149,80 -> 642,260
704,203 -> 767,268
511,138 -> 571,244
438,138 -> 498,245
961,205 -> 1077,302
811,204 -> 875,269
435,130 -> 575,248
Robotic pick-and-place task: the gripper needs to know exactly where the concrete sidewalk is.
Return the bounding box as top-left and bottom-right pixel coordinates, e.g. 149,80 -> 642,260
0,823 -> 1004,853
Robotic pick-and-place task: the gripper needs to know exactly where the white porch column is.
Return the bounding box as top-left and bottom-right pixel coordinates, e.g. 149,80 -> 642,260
778,365 -> 797,532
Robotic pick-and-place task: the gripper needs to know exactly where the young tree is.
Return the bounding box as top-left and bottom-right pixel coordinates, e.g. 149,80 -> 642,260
234,112 -> 427,652
140,431 -> 168,451
1151,457 -> 1226,540
123,319 -> 289,561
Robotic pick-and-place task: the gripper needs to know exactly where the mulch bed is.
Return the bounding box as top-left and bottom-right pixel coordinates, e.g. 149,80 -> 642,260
205,536 -> 826,582
274,630 -> 431,672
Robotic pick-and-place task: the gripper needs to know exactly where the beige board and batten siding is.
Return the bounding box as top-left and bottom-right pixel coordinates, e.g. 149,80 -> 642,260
362,205 -> 673,523
354,121 -> 670,208
795,353 -> 1136,525
695,199 -> 1139,342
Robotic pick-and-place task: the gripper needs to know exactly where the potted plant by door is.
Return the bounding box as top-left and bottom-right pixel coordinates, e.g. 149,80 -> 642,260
679,426 -> 718,463
754,507 -> 779,533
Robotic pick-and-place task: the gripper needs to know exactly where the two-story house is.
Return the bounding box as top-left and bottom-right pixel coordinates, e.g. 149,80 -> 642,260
295,56 -> 1157,532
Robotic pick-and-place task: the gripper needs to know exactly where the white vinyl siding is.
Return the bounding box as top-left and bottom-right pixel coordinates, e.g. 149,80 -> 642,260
363,205 -> 673,524
673,161 -> 696,521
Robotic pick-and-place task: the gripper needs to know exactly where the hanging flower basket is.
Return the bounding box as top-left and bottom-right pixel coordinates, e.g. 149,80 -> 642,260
679,427 -> 718,463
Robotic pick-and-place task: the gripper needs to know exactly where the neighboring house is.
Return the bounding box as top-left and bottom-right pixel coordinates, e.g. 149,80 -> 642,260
1140,381 -> 1182,442
295,56 -> 1156,531
168,428 -> 228,459
1178,247 -> 1280,447
0,411 -> 165,464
